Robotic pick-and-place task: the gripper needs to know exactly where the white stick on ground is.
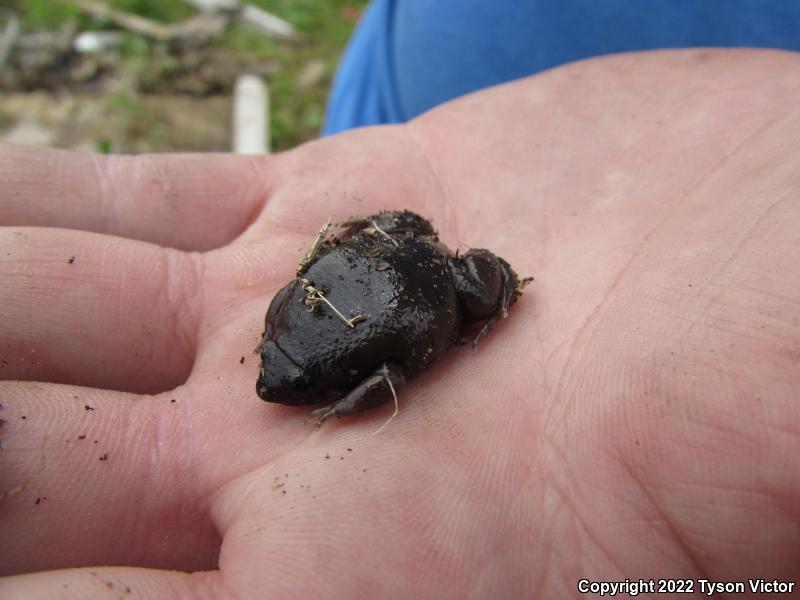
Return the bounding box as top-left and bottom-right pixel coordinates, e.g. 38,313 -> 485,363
182,0 -> 240,12
233,74 -> 269,154
240,4 -> 297,39
0,14 -> 20,73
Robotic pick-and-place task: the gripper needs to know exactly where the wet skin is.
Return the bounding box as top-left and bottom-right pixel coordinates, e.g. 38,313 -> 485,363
256,210 -> 522,424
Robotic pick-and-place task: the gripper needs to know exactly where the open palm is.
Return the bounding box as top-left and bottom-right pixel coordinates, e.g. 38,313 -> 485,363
2,49 -> 800,598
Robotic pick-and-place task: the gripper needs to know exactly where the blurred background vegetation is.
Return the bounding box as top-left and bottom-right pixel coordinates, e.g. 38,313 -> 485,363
0,0 -> 367,152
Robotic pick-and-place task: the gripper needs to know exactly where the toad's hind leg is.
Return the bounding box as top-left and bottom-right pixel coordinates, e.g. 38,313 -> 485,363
448,249 -> 521,348
309,363 -> 405,427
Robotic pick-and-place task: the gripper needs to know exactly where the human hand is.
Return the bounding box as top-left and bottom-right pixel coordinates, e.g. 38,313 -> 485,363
2,49 -> 800,597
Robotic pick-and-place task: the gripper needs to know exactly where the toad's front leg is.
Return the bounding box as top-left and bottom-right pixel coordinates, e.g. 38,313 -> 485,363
309,362 -> 405,427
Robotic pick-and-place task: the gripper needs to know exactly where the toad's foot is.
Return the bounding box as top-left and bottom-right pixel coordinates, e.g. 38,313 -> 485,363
308,362 -> 405,427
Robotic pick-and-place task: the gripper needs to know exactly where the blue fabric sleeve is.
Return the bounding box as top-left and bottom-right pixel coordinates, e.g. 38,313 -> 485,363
323,0 -> 800,136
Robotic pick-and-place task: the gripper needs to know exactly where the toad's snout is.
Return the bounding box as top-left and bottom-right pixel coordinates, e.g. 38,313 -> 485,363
256,340 -> 316,405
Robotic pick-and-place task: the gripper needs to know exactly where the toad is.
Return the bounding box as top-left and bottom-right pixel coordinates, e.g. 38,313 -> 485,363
256,210 -> 526,426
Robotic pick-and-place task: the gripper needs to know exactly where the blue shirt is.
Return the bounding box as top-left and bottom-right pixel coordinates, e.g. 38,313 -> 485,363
323,0 -> 800,135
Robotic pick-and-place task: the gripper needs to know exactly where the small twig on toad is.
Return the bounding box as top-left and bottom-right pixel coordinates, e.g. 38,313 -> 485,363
372,364 -> 399,435
369,220 -> 400,247
300,278 -> 365,328
297,218 -> 332,274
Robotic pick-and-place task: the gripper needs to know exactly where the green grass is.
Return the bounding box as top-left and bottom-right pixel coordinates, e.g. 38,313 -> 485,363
224,0 -> 364,148
5,0 -> 366,151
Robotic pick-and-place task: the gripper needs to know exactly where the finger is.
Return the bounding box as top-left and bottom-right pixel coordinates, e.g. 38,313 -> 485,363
0,227 -> 198,393
0,144 -> 271,251
0,567 -> 221,599
0,382 -> 219,575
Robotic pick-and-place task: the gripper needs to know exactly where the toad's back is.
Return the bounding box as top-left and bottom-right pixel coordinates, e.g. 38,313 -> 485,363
271,235 -> 460,391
